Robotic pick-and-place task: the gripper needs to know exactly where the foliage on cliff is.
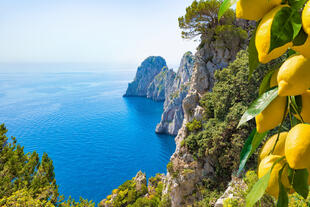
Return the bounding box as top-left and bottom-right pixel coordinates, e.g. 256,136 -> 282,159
0,124 -> 94,207
184,50 -> 271,185
100,173 -> 166,207
178,0 -> 235,39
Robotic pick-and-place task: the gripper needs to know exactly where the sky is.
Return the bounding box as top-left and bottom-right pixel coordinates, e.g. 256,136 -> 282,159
0,0 -> 198,72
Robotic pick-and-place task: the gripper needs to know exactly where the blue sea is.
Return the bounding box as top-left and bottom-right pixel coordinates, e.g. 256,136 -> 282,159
0,70 -> 176,203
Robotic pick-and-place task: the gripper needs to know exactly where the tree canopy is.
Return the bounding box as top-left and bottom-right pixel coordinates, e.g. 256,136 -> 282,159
0,124 -> 94,207
178,0 -> 235,39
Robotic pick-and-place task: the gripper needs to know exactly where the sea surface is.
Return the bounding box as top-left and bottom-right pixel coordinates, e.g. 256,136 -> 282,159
0,70 -> 176,203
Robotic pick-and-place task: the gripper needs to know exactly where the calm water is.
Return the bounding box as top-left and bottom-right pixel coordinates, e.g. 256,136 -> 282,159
0,71 -> 176,203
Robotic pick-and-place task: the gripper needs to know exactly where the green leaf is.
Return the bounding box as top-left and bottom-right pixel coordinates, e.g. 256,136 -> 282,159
291,95 -> 302,114
238,87 -> 279,127
218,0 -> 237,21
277,167 -> 289,207
248,24 -> 259,79
259,69 -> 277,96
287,49 -> 297,57
269,7 -> 302,52
246,171 -> 271,207
288,0 -> 308,10
246,156 -> 285,207
292,169 -> 309,199
238,129 -> 268,176
293,29 -> 308,46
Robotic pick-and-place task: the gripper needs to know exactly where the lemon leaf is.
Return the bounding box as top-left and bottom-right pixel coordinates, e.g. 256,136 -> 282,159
218,0 -> 237,21
238,87 -> 278,127
277,166 -> 289,207
258,63 -> 283,96
237,129 -> 267,176
288,0 -> 308,10
269,7 -> 302,52
246,157 -> 285,207
248,23 -> 259,79
293,28 -> 308,46
246,171 -> 271,207
292,169 -> 309,199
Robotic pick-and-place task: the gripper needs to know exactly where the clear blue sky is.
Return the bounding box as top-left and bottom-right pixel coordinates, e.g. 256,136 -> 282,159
0,0 -> 197,71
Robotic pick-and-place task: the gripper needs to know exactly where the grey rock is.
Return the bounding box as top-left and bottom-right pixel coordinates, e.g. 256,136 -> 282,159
134,171 -> 147,192
124,56 -> 167,97
147,67 -> 176,101
156,52 -> 195,135
162,26 -> 249,206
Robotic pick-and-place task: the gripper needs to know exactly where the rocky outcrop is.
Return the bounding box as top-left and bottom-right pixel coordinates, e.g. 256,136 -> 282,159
161,27 -> 248,207
124,56 -> 167,97
134,171 -> 147,192
147,67 -> 176,101
156,52 -> 195,135
99,172 -> 165,207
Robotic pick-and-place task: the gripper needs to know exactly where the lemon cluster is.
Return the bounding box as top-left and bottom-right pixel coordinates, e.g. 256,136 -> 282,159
236,0 -> 310,199
258,125 -> 310,198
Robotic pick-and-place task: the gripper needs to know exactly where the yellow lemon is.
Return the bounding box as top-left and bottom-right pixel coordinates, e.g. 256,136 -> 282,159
293,90 -> 310,123
285,124 -> 310,169
258,155 -> 290,198
270,68 -> 280,88
259,132 -> 288,162
255,96 -> 287,133
236,0 -> 281,21
277,54 -> 310,96
256,5 -> 291,64
292,37 -> 310,58
302,0 -> 310,34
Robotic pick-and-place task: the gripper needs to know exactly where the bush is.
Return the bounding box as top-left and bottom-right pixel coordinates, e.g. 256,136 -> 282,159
186,119 -> 202,132
184,50 -> 273,185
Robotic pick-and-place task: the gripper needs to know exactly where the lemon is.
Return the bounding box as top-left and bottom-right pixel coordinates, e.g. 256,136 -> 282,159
256,5 -> 291,64
255,96 -> 287,133
277,54 -> 310,96
236,0 -> 281,21
293,90 -> 310,123
292,37 -> 310,58
270,68 -> 279,88
302,0 -> 310,34
285,124 -> 310,169
259,132 -> 288,162
258,155 -> 290,198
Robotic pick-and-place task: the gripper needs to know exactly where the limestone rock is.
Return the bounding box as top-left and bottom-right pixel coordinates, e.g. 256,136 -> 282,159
124,56 -> 167,97
162,25 -> 249,206
156,52 -> 195,135
147,67 -> 176,101
134,171 -> 147,192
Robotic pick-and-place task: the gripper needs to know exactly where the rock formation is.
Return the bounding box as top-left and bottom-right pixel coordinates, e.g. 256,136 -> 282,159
156,52 -> 195,135
161,26 -> 248,207
147,67 -> 176,101
124,56 -> 167,97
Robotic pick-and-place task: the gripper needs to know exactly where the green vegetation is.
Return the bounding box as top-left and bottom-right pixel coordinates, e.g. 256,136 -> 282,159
178,0 -> 235,39
0,124 -> 94,207
184,51 -> 266,184
100,174 -> 167,207
186,119 -> 202,132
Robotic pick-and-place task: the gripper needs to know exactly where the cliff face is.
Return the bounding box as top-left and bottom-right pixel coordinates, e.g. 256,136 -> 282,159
147,67 -> 176,101
124,56 -> 167,97
156,52 -> 195,135
162,28 -> 248,207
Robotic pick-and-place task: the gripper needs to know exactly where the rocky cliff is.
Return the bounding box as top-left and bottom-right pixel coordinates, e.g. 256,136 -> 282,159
124,56 -> 167,97
147,67 -> 176,101
156,52 -> 195,135
161,25 -> 249,207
